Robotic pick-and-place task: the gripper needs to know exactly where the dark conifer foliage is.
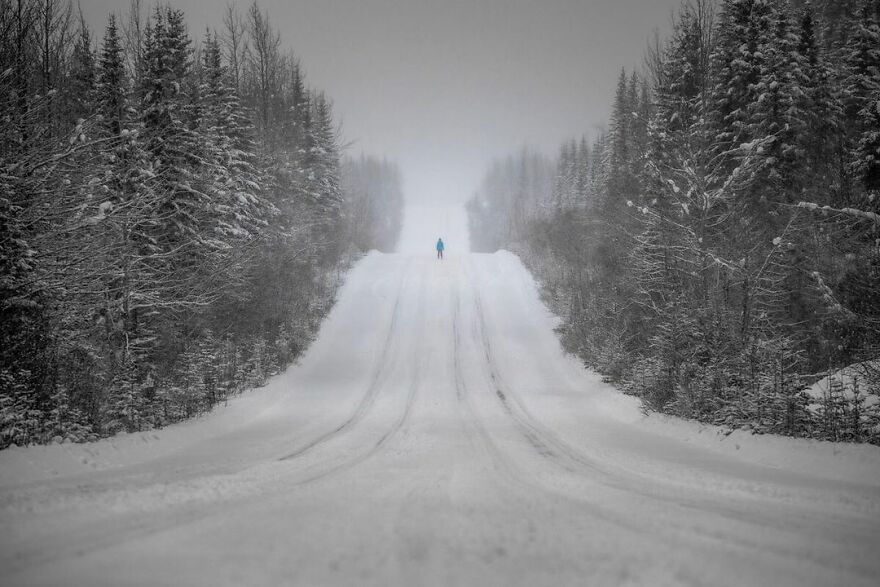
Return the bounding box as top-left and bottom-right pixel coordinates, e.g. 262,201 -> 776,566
0,0 -> 402,447
468,0 -> 880,443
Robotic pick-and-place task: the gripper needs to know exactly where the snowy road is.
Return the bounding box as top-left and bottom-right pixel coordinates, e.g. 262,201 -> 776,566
2,209 -> 880,586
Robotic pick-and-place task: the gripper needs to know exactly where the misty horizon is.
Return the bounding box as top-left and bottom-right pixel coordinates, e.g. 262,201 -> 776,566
80,0 -> 683,204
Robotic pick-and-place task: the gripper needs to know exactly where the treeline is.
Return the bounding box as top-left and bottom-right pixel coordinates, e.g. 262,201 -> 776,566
468,0 -> 880,443
341,155 -> 404,253
0,0 -> 402,447
468,147 -> 556,252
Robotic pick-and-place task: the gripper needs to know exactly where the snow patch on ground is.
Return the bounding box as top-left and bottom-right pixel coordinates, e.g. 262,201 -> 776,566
637,411 -> 880,487
804,361 -> 880,433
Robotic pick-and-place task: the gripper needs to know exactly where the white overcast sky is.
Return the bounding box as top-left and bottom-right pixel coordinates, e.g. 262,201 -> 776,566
81,0 -> 682,204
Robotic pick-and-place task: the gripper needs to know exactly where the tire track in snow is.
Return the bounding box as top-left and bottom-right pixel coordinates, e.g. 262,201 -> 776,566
450,280 -> 533,483
470,282 -> 612,478
284,263 -> 429,485
463,259 -> 880,580
448,271 -> 652,534
0,260 -> 429,576
278,258 -> 414,462
467,259 -> 730,498
469,269 -> 751,502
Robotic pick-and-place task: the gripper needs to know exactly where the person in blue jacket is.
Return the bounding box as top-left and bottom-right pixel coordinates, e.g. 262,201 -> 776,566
436,237 -> 445,260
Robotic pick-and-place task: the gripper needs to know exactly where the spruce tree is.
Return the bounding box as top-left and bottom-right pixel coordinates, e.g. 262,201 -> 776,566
97,15 -> 126,136
67,20 -> 96,125
844,0 -> 880,195
306,93 -> 344,254
796,4 -> 843,200
575,136 -> 591,208
748,3 -> 804,204
709,0 -> 773,163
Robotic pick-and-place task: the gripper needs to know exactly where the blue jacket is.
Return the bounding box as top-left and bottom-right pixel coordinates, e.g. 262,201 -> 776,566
436,239 -> 444,251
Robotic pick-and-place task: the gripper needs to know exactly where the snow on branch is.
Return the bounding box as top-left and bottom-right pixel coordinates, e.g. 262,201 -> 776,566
797,202 -> 880,224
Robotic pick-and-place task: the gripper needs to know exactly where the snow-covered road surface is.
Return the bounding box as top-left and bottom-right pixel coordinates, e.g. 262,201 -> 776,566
2,209 -> 880,586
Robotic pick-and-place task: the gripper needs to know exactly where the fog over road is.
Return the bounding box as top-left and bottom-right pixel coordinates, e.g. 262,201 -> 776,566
2,208 -> 879,586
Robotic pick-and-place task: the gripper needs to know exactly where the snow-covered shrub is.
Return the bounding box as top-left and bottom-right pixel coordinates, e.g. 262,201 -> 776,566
805,362 -> 880,443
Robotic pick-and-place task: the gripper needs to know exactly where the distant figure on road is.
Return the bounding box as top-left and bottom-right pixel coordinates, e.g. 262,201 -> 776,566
436,238 -> 445,260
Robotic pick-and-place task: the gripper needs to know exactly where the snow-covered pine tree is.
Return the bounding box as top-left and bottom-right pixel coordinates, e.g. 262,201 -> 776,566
96,14 -> 127,136
92,12 -> 164,392
709,0 -> 773,166
843,0 -> 880,197
627,72 -> 649,181
66,17 -> 96,126
794,4 -> 843,198
574,136 -> 592,208
103,364 -> 147,435
140,6 -> 201,228
756,1 -> 841,206
305,92 -> 345,261
198,30 -> 267,242
589,133 -> 610,210
551,140 -> 577,211
607,69 -> 633,210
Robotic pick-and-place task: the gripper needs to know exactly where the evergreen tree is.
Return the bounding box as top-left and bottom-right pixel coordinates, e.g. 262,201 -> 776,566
199,29 -> 265,240
67,18 -> 96,125
305,92 -> 344,260
796,4 -> 843,199
552,140 -> 577,211
748,3 -> 806,204
607,69 -> 633,208
843,0 -> 880,196
575,136 -> 592,208
97,14 -> 127,136
709,0 -> 774,162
